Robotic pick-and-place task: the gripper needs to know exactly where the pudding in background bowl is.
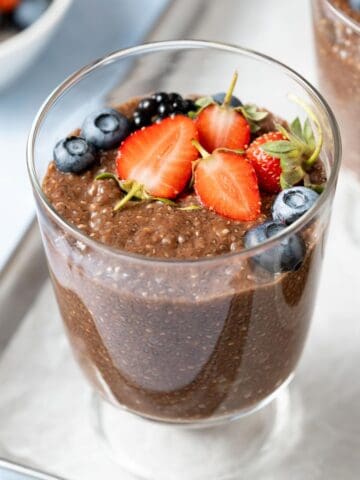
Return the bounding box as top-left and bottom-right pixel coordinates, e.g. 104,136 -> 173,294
0,0 -> 72,89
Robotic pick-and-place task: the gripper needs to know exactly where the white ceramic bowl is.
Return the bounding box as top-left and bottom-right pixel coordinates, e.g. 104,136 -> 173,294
0,0 -> 73,90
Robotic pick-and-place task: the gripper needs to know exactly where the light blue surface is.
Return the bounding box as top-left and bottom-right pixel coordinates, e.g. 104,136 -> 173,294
0,0 -> 168,270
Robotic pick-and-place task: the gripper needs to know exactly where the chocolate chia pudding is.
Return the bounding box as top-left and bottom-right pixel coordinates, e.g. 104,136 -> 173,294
40,81 -> 328,422
312,0 -> 360,175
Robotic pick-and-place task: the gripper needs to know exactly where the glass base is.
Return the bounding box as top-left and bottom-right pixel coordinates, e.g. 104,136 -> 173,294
91,375 -> 302,480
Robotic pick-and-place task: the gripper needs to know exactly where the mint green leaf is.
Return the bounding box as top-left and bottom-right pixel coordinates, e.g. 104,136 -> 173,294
187,111 -> 197,119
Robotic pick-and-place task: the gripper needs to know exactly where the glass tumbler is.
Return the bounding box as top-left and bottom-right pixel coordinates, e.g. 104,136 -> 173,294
312,0 -> 359,175
27,41 -> 341,479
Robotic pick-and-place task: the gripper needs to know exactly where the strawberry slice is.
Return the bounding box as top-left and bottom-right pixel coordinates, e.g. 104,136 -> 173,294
116,115 -> 199,199
194,145 -> 261,222
195,72 -> 250,152
246,131 -> 285,193
195,105 -> 250,152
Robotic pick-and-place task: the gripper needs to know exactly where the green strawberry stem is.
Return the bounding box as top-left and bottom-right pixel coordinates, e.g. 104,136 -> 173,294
192,139 -> 210,158
222,71 -> 238,107
288,94 -> 323,168
114,181 -> 143,211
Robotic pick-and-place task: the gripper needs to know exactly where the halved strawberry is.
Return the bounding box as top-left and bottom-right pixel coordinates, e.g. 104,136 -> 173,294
195,72 -> 250,152
194,144 -> 261,222
116,115 -> 199,199
195,105 -> 250,152
246,131 -> 285,193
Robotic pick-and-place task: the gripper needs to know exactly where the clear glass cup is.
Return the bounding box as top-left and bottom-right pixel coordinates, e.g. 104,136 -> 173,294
312,0 -> 360,176
27,41 -> 341,478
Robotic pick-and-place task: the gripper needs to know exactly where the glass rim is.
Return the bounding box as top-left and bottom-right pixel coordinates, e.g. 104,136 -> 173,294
323,0 -> 360,31
27,39 -> 342,266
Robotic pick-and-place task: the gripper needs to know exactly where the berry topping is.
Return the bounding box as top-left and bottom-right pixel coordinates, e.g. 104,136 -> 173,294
195,72 -> 251,151
132,93 -> 195,130
137,97 -> 158,117
82,108 -> 131,150
244,221 -> 306,273
132,110 -> 151,130
54,136 -> 97,174
260,96 -> 323,190
193,141 -> 261,221
13,0 -> 48,28
212,92 -> 242,107
272,186 -> 320,225
116,115 -> 199,200
246,131 -> 285,193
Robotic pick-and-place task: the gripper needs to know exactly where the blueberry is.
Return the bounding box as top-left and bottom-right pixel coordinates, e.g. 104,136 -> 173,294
82,108 -> 130,150
54,136 -> 97,174
349,0 -> 360,11
137,97 -> 157,117
244,221 -> 306,273
212,92 -> 243,108
132,111 -> 151,130
152,92 -> 169,104
13,0 -> 49,29
272,187 -> 319,225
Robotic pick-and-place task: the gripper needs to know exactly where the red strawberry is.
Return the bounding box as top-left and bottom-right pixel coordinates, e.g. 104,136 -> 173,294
195,105 -> 250,152
246,131 -> 285,193
116,115 -> 199,199
195,72 -> 250,152
194,144 -> 261,222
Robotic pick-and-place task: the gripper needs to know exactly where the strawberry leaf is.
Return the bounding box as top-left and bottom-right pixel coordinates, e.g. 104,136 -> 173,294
290,117 -> 302,139
238,104 -> 268,133
187,96 -> 215,119
262,140 -> 298,155
259,97 -> 324,191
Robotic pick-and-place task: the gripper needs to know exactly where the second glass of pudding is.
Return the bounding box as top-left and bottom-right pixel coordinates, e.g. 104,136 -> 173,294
28,41 -> 340,427
312,0 -> 359,176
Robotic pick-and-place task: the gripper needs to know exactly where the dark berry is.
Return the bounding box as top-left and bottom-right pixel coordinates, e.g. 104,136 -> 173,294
212,92 -> 243,108
272,187 -> 319,225
54,136 -> 97,174
157,103 -> 174,116
181,99 -> 196,113
137,97 -> 158,117
13,0 -> 49,29
152,92 -> 169,104
132,111 -> 151,130
168,92 -> 183,103
244,221 -> 306,273
82,108 -> 130,150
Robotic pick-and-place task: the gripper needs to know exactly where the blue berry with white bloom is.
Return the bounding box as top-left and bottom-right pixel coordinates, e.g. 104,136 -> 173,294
54,136 -> 97,174
244,221 -> 306,273
82,108 -> 131,150
272,187 -> 319,225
